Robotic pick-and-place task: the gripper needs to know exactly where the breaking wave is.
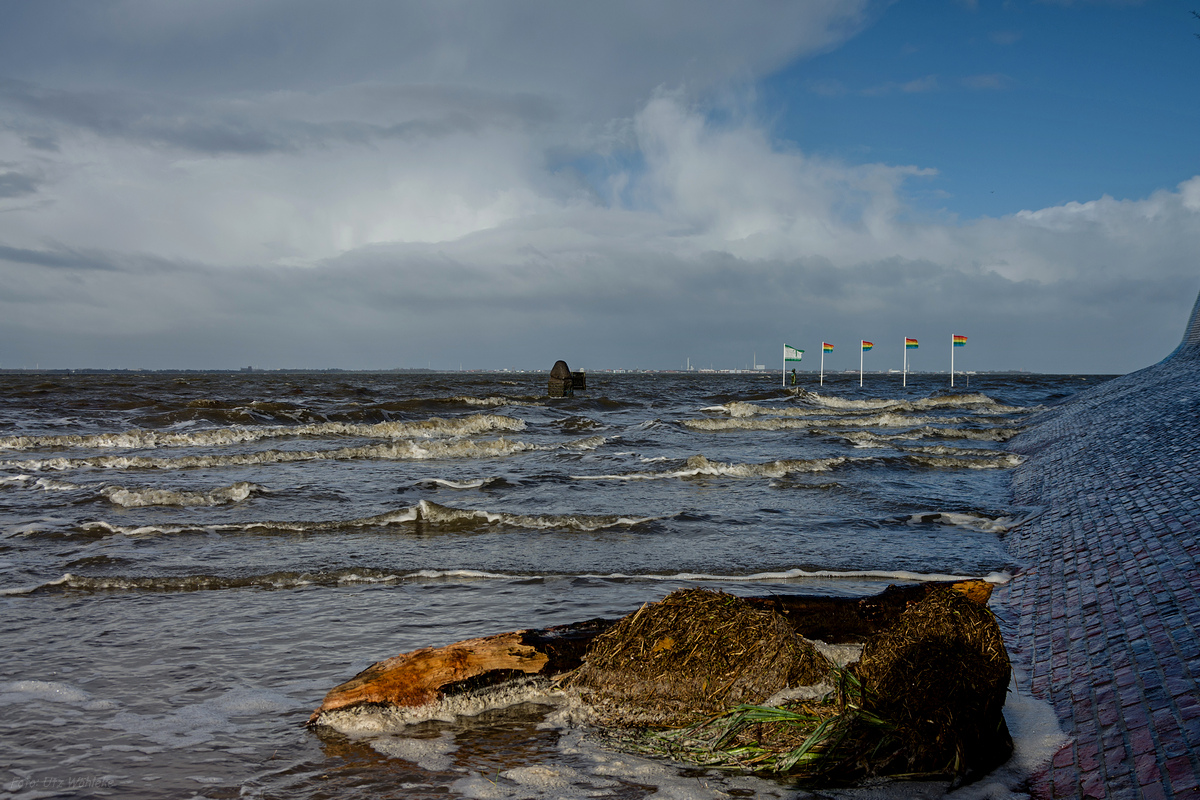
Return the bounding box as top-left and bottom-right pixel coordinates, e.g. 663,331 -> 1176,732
572,453 -> 856,481
837,427 -> 1021,447
726,392 -> 1028,415
683,411 -> 1014,432
4,565 -> 1013,596
67,499 -> 658,539
903,453 -> 1024,470
899,512 -> 1018,534
3,435 -> 604,472
101,481 -> 265,508
0,413 -> 525,451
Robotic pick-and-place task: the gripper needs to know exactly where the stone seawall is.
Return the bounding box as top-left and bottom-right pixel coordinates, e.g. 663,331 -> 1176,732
996,293 -> 1200,799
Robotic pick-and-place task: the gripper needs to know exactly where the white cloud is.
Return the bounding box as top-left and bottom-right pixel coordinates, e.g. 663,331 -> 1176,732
0,2 -> 1196,372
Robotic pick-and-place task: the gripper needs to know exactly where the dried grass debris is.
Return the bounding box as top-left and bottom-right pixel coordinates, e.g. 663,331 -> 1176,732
563,588 -> 831,727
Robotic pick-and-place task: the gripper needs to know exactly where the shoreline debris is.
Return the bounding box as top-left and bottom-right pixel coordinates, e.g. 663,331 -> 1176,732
308,580 -> 1011,783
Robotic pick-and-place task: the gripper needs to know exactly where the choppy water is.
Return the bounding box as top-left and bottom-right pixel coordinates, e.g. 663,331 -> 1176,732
0,371 -> 1101,799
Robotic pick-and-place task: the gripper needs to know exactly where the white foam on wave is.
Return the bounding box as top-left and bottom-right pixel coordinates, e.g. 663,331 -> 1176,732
684,412 -> 1001,433
7,567 -> 1012,597
902,444 -> 1001,457
836,427 -> 1021,448
719,393 -> 1028,418
682,417 -> 815,432
572,453 -> 856,481
904,512 -> 1017,534
413,499 -> 659,531
906,453 -> 1024,470
77,505 -> 420,537
101,480 -> 263,508
71,498 -> 653,539
0,413 -> 527,451
3,436 -> 557,472
454,395 -> 532,408
578,568 -> 1012,584
33,477 -> 83,491
418,477 -> 490,490
8,568 -> 528,594
0,574 -> 78,595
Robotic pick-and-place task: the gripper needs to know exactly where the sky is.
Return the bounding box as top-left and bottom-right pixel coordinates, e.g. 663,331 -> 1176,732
1,0 -> 1198,374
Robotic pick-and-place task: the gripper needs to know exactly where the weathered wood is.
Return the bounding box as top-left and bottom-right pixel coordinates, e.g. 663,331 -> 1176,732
308,616 -> 612,724
308,580 -> 992,726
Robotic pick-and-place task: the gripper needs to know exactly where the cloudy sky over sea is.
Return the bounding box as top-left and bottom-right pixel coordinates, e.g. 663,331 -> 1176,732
1,0 -> 1197,374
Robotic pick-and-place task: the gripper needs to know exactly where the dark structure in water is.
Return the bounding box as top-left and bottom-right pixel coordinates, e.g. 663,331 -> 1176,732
548,360 -> 573,397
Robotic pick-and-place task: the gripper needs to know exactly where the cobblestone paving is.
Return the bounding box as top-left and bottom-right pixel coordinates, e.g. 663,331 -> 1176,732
995,323 -> 1200,799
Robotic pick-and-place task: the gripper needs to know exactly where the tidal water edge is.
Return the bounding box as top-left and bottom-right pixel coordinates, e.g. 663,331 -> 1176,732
0,371 -> 1102,799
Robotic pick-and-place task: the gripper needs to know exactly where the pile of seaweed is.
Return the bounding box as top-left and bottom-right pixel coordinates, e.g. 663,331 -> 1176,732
564,588 -> 830,728
562,586 -> 1013,785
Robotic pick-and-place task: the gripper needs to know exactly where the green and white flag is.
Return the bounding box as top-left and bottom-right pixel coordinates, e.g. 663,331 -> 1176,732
784,344 -> 804,362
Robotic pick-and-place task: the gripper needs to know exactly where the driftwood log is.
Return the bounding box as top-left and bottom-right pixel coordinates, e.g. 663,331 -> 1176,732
308,579 -> 992,725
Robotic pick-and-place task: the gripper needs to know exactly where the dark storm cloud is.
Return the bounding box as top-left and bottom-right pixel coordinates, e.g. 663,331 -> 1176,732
0,1 -> 876,118
0,170 -> 38,198
0,244 -> 120,271
0,76 -> 560,155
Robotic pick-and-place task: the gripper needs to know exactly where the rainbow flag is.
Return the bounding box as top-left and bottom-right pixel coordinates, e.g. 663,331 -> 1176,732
823,342 -> 834,353
905,338 -> 919,349
953,334 -> 968,347
861,341 -> 873,351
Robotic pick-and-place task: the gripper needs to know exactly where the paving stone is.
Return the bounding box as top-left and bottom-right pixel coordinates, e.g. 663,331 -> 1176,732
1002,296 -> 1200,800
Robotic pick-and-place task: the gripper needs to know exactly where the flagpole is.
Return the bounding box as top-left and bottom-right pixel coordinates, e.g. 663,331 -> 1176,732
950,335 -> 955,388
820,349 -> 824,387
903,337 -> 907,388
782,344 -> 785,389
860,342 -> 864,388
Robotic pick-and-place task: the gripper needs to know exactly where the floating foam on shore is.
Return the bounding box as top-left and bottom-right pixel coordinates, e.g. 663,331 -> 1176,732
104,685 -> 294,749
944,670 -> 1069,800
318,677 -> 560,734
369,731 -> 459,771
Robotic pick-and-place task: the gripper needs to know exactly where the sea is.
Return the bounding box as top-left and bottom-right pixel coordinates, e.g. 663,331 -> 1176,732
0,370 -> 1099,800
